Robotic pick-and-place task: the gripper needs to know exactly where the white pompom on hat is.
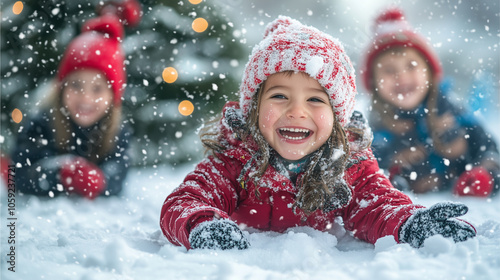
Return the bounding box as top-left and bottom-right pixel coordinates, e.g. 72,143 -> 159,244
238,16 -> 358,127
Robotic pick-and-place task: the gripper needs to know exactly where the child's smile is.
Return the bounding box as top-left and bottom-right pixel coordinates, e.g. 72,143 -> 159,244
258,72 -> 334,161
277,127 -> 312,141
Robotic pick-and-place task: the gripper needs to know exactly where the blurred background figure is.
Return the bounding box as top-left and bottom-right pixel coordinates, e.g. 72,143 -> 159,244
1,0 -> 246,173
360,7 -> 499,197
9,0 -> 142,199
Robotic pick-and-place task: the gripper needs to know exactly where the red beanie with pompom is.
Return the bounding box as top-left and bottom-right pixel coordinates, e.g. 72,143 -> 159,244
57,0 -> 142,106
360,7 -> 442,92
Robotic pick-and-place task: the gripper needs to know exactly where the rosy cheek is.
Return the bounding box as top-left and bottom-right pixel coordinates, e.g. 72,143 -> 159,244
259,115 -> 269,129
265,110 -> 273,121
265,105 -> 276,120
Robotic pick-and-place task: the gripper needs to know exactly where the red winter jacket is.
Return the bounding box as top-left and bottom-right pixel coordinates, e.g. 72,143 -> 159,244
160,102 -> 424,249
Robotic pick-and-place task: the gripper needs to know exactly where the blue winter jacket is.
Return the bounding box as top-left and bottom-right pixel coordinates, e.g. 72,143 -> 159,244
370,90 -> 499,191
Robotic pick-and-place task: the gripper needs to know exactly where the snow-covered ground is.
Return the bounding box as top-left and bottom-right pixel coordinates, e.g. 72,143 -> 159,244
1,164 -> 499,280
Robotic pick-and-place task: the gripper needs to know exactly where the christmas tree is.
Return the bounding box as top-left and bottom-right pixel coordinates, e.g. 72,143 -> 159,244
1,0 -> 246,166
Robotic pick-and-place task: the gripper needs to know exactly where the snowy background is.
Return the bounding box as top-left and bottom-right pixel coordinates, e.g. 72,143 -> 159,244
1,0 -> 499,279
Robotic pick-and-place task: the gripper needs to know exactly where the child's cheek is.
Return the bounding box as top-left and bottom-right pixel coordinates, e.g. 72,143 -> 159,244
62,93 -> 73,108
260,106 -> 274,128
264,108 -> 273,122
320,114 -> 333,126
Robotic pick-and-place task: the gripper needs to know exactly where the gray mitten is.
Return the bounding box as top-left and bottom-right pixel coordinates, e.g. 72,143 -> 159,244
189,219 -> 250,250
399,202 -> 476,248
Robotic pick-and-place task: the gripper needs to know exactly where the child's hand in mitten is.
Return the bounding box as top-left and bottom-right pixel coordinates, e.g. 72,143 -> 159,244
399,202 -> 476,248
189,219 -> 250,250
454,166 -> 494,197
60,157 -> 106,199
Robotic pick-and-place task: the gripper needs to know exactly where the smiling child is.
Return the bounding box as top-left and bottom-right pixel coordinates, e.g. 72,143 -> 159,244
159,16 -> 476,250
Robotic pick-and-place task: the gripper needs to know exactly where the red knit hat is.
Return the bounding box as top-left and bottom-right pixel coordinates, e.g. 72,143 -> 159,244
239,16 -> 357,127
360,7 -> 442,92
57,0 -> 142,106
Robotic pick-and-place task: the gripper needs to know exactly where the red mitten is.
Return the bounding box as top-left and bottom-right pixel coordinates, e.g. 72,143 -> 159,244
453,166 -> 494,197
60,157 -> 106,199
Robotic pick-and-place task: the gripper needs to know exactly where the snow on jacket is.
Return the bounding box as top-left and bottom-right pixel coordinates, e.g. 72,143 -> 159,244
11,110 -> 131,196
160,102 -> 424,249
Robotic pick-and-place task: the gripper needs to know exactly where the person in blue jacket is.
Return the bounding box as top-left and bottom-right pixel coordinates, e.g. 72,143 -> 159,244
360,7 -> 499,196
11,1 -> 141,199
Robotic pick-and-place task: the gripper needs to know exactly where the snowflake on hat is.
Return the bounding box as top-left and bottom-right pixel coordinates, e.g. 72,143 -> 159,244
238,15 -> 358,128
57,0 -> 142,106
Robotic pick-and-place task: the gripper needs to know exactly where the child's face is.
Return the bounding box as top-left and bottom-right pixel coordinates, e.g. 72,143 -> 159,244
258,72 -> 334,161
62,69 -> 114,127
373,48 -> 431,110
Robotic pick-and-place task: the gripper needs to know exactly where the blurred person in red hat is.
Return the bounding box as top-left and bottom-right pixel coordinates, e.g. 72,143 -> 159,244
360,7 -> 499,197
10,0 -> 141,199
159,16 -> 476,251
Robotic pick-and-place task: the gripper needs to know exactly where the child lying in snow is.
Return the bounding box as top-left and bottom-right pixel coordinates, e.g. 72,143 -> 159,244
159,16 -> 476,249
360,7 -> 499,196
11,0 -> 141,199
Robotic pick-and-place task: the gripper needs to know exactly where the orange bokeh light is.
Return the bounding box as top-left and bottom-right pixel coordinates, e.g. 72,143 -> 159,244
189,0 -> 203,4
162,67 -> 178,83
192,18 -> 208,33
13,1 -> 23,15
12,108 -> 23,123
178,100 -> 194,116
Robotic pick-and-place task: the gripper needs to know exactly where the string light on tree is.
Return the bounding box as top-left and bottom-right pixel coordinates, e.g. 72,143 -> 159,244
162,67 -> 178,83
12,108 -> 23,123
192,18 -> 208,33
178,100 -> 194,116
13,1 -> 23,15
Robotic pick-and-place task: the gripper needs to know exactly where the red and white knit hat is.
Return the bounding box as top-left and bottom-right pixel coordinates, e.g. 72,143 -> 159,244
239,16 -> 357,127
57,0 -> 142,106
360,7 -> 442,91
